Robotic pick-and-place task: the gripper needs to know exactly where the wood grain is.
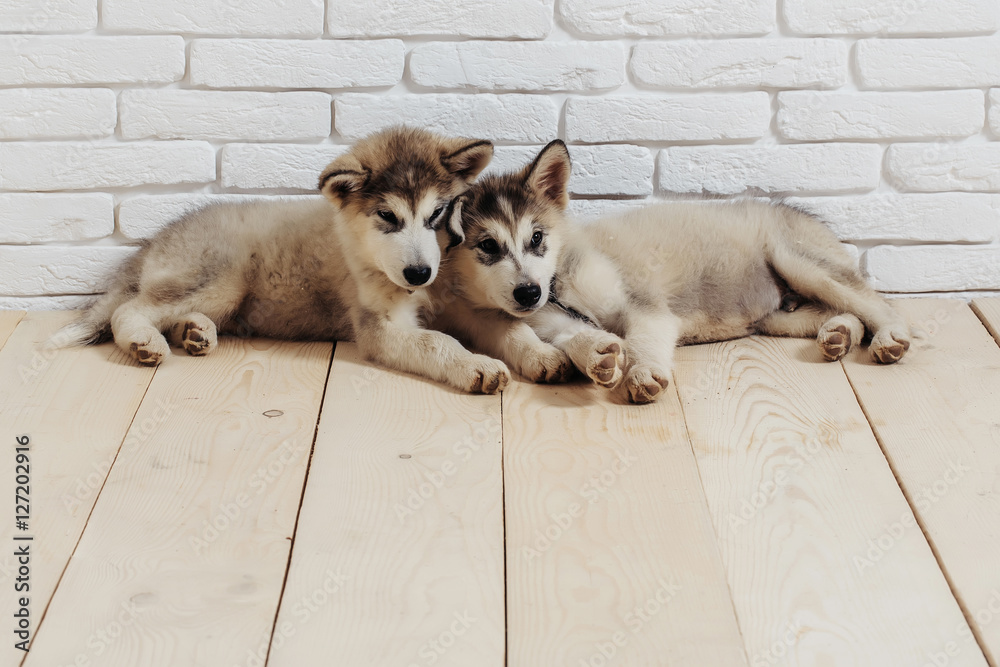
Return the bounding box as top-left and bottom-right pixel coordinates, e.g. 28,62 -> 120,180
22,335 -> 331,667
843,299 -> 1000,664
503,378 -> 747,666
268,343 -> 505,667
971,298 -> 1000,347
0,312 -> 155,666
0,310 -> 25,351
674,335 -> 987,667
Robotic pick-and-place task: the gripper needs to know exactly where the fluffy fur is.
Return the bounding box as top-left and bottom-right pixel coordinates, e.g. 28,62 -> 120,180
443,140 -> 912,404
57,127 -> 511,394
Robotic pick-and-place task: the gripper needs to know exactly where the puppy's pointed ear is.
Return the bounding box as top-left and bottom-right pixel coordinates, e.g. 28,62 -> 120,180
441,140 -> 494,184
523,140 -> 571,210
445,197 -> 466,251
319,154 -> 369,202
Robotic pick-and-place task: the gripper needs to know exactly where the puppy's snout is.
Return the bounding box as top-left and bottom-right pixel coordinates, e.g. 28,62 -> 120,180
513,283 -> 541,307
403,265 -> 432,286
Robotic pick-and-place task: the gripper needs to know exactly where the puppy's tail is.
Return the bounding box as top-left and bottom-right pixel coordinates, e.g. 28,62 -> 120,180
48,289 -> 124,348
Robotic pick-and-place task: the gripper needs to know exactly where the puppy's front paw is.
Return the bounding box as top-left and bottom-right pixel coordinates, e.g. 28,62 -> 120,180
586,334 -> 626,388
870,328 -> 911,364
517,346 -> 573,384
459,355 -> 511,394
623,366 -> 670,405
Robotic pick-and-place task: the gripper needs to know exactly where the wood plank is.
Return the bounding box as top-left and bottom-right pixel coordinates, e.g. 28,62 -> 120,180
674,335 -> 987,667
0,310 -> 25,351
504,379 -> 748,666
843,299 -> 1000,664
971,297 -> 1000,347
268,343 -> 505,666
22,336 -> 331,667
0,312 -> 155,666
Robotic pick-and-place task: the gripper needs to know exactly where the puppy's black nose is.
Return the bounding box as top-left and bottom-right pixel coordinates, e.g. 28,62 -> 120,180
513,283 -> 541,307
403,265 -> 432,286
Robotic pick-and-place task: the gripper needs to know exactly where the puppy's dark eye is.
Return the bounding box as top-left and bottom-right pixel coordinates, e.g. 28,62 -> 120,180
477,238 -> 500,255
431,206 -> 445,221
530,231 -> 544,247
376,210 -> 398,225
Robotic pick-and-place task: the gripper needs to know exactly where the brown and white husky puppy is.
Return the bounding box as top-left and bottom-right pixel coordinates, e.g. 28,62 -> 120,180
441,140 -> 911,403
59,127 -> 511,394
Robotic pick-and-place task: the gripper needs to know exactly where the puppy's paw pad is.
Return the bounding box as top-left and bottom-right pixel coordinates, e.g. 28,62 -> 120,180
818,323 -> 852,361
624,366 -> 670,405
871,329 -> 911,365
465,357 -> 511,394
587,337 -> 626,388
170,314 -> 217,357
129,339 -> 168,367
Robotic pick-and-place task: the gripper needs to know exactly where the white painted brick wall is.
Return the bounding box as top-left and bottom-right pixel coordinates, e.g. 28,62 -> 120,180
777,91 -> 985,140
119,90 -> 331,141
631,40 -> 846,89
1,0 -> 999,302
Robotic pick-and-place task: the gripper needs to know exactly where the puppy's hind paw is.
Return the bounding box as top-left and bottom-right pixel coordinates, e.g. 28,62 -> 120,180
817,315 -> 863,362
623,366 -> 670,405
870,328 -> 911,364
169,313 -> 218,357
129,336 -> 170,367
461,356 -> 511,394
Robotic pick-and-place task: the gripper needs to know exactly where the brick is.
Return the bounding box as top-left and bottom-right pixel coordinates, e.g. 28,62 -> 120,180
335,94 -> 558,143
118,194 -> 320,240
566,94 -> 770,143
0,142 -> 216,191
103,0 -> 323,36
0,246 -> 138,296
0,194 -> 114,243
190,39 -> 404,89
0,0 -> 96,32
489,145 -> 654,196
0,296 -> 94,310
327,0 -> 552,38
658,144 -> 882,195
866,246 -> 1000,292
857,37 -> 1000,89
784,0 -> 998,35
887,144 -> 1000,192
777,90 -> 984,140
560,0 -> 773,36
0,36 -> 184,85
631,39 -> 846,89
410,42 -> 625,91
120,90 -> 331,142
785,194 -> 1000,243
991,90 -> 1000,136
221,144 -> 348,191
567,199 -> 648,220
0,89 -> 116,140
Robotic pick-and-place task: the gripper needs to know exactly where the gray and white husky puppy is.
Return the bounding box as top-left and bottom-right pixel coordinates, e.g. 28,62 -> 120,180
59,127 -> 511,394
440,140 -> 911,404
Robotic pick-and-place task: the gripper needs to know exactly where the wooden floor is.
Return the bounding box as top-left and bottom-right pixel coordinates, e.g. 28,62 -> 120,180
1,298 -> 999,667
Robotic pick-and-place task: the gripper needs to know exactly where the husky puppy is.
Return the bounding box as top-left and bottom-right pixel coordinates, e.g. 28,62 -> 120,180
59,127 -> 511,394
443,140 -> 911,403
